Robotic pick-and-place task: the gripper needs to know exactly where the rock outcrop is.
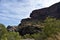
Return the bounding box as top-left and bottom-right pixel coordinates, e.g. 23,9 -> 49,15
17,2 -> 60,36
30,2 -> 60,20
7,2 -> 60,36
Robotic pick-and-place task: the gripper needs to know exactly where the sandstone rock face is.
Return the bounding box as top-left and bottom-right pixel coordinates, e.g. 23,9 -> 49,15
30,2 -> 60,20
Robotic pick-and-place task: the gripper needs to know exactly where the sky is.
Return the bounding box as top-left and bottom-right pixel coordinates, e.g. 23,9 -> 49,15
0,0 -> 60,27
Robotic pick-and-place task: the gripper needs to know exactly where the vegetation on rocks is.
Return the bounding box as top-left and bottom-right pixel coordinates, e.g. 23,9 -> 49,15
0,2 -> 60,40
1,17 -> 60,40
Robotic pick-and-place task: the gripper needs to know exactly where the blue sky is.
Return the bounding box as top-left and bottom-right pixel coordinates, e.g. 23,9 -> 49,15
0,0 -> 60,27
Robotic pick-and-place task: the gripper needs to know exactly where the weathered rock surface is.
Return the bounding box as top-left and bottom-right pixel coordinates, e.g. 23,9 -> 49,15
30,2 -> 60,20
17,2 -> 60,35
7,2 -> 60,36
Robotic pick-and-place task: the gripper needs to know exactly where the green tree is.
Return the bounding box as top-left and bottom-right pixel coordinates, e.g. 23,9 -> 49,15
0,23 -> 21,40
0,24 -> 7,40
43,17 -> 60,40
7,32 -> 21,40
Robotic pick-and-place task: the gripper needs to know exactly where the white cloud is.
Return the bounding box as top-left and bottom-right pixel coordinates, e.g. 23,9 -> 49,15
0,0 -> 60,26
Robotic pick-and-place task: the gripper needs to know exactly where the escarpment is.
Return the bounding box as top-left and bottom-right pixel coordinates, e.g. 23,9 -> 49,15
18,2 -> 60,35
7,2 -> 60,36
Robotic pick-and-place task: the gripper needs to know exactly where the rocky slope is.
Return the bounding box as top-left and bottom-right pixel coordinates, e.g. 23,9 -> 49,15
30,2 -> 60,20
18,2 -> 60,28
7,2 -> 60,36
18,2 -> 60,35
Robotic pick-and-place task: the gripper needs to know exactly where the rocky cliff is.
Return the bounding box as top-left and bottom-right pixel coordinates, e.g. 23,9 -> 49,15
30,2 -> 60,20
19,2 -> 60,27
7,2 -> 60,36
18,2 -> 60,35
